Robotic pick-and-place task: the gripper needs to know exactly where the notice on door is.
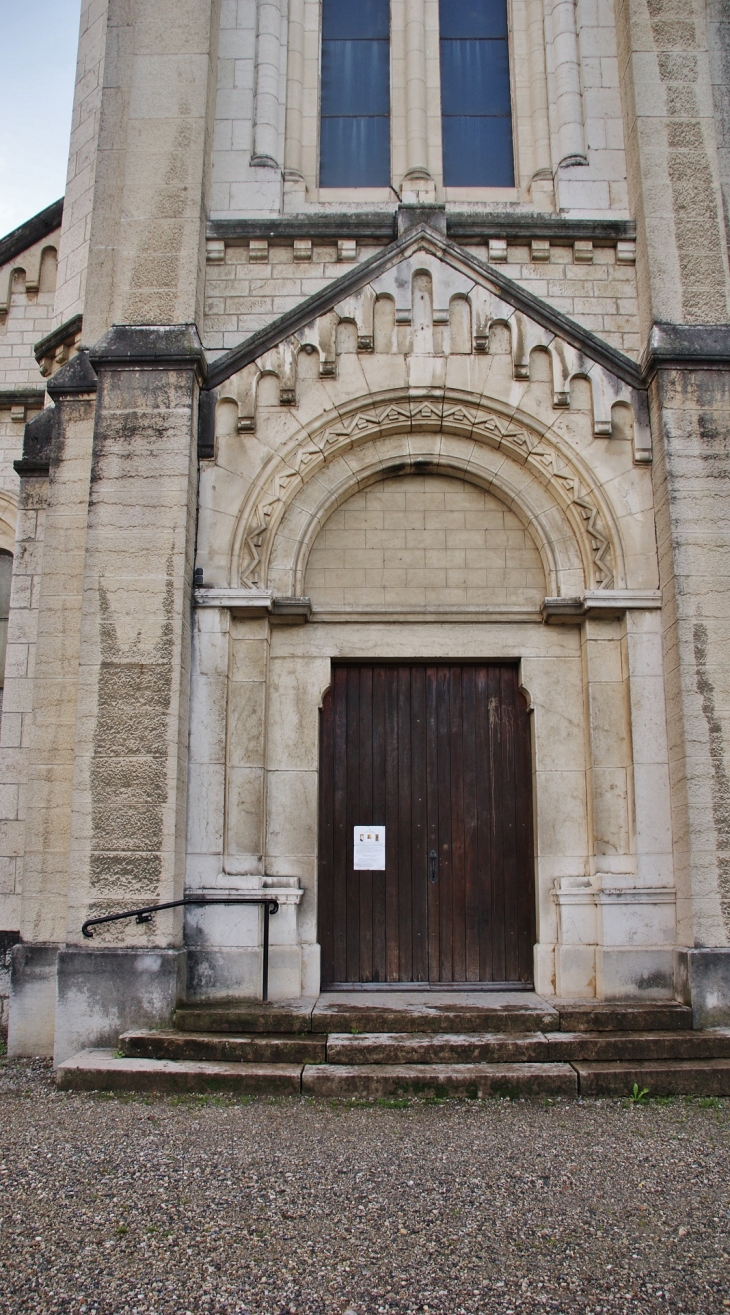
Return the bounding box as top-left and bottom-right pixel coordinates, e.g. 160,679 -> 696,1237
354,826 -> 386,871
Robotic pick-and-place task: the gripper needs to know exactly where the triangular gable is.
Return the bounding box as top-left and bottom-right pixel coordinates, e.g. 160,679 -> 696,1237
205,223 -> 644,393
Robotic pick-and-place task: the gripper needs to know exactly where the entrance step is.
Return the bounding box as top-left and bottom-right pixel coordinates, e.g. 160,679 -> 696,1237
302,1062 -> 578,1098
312,991 -> 560,1035
326,1032 -> 550,1064
174,999 -> 317,1035
325,1029 -> 730,1066
548,1029 -> 730,1062
120,1029 -> 326,1065
557,1002 -> 693,1032
56,1050 -> 303,1095
575,1059 -> 730,1097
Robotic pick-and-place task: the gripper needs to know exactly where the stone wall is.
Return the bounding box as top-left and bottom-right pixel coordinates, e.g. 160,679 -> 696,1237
203,238 -> 641,356
305,473 -> 546,611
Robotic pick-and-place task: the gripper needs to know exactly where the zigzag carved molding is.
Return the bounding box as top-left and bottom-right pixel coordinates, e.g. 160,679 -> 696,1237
236,395 -> 616,591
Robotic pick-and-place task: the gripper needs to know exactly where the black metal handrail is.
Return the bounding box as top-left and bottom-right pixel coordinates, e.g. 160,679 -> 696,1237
81,896 -> 280,1002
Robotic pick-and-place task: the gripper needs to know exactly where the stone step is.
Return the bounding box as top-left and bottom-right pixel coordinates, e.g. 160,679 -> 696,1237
549,1029 -> 730,1061
574,1059 -> 730,1097
302,1062 -> 578,1098
56,1050 -> 303,1095
120,1029 -> 326,1064
55,1048 -> 730,1098
326,1032 -> 550,1064
311,991 -> 560,1035
174,1000 -> 316,1035
325,1029 -> 730,1065
557,1002 -> 693,1032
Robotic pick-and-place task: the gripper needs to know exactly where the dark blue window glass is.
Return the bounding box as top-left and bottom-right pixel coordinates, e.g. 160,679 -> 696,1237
320,0 -> 390,187
439,0 -> 514,186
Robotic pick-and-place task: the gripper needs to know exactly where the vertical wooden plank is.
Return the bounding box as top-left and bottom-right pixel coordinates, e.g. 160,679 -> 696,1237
357,666 -> 374,982
515,682 -> 536,982
410,664 -> 428,981
426,665 -> 441,981
449,666 -> 466,982
461,665 -> 480,981
488,664 -> 507,981
501,667 -> 519,981
474,664 -> 492,981
345,668 -> 361,983
317,694 -> 334,987
332,666 -> 349,984
436,665 -> 453,982
371,665 -> 388,981
383,666 -> 400,981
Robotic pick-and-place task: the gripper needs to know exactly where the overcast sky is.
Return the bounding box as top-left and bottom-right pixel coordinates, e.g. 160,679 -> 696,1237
0,0 -> 81,238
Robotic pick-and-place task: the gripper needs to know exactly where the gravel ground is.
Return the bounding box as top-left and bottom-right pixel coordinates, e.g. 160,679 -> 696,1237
0,1060 -> 729,1315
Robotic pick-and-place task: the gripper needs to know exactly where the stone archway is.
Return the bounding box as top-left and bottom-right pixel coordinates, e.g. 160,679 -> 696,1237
230,391 -> 625,599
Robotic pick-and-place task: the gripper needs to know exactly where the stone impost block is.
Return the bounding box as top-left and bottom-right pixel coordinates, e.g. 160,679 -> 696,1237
293,239 -> 313,262
206,240 -> 226,263
338,239 -> 357,262
574,241 -> 594,264
531,240 -> 551,262
488,239 -> 508,263
249,239 -> 269,263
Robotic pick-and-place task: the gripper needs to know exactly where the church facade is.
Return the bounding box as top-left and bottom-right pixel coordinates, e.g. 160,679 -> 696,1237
1,0 -> 729,1063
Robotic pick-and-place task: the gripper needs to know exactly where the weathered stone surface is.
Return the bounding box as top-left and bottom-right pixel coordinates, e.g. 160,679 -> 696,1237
325,1032 -> 551,1065
575,1060 -> 730,1098
302,1062 -> 578,1099
56,1049 -> 304,1094
548,1029 -> 730,1062
312,993 -> 561,1035
175,999 -> 317,1035
120,1028 -> 325,1064
557,1002 -> 692,1032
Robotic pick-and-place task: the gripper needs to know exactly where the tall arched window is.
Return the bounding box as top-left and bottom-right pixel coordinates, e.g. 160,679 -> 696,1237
319,0 -> 391,187
439,0 -> 514,187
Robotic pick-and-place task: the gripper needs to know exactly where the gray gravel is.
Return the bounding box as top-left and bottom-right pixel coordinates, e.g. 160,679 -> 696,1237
0,1059 -> 729,1315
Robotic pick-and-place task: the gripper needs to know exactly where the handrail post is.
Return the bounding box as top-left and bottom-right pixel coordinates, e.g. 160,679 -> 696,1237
262,900 -> 270,1003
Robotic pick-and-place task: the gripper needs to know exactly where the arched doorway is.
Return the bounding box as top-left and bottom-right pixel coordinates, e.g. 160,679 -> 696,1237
310,471 -> 538,988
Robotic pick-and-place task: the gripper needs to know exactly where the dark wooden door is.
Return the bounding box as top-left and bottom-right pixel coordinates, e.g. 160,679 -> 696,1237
318,663 -> 535,987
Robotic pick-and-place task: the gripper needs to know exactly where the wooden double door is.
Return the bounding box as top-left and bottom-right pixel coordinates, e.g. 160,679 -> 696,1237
318,662 -> 535,988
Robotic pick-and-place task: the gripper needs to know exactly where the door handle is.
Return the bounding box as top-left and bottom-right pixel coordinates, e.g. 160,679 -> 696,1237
429,849 -> 438,883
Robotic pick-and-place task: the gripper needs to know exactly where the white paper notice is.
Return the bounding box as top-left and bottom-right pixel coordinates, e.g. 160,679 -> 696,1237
353,826 -> 386,871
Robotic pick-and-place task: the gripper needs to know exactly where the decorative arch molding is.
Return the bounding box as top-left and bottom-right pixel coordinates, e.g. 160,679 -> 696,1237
0,489 -> 18,556
230,390 -> 625,594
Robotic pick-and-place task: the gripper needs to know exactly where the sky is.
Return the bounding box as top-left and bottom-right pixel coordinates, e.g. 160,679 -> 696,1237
0,0 -> 81,238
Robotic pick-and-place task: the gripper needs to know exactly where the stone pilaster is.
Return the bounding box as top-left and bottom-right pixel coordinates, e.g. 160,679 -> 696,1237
52,325 -> 203,1063
8,351 -> 99,1056
646,326 -> 730,1024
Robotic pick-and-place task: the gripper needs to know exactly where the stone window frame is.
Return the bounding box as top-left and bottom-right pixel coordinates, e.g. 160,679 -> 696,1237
283,0 -> 571,207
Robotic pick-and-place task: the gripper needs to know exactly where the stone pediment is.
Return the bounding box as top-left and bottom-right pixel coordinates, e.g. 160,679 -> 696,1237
202,223 -> 650,460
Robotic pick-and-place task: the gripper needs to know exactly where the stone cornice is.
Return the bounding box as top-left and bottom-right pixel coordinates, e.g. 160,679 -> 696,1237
206,210 -> 636,245
89,324 -> 207,383
642,324 -> 730,380
0,198 -> 63,269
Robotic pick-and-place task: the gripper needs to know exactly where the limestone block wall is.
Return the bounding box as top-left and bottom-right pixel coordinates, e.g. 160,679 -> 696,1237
203,238 -> 641,355
304,474 -> 547,611
0,479 -> 49,935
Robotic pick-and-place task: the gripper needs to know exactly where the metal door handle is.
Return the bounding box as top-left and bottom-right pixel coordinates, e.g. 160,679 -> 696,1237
429,849 -> 438,883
